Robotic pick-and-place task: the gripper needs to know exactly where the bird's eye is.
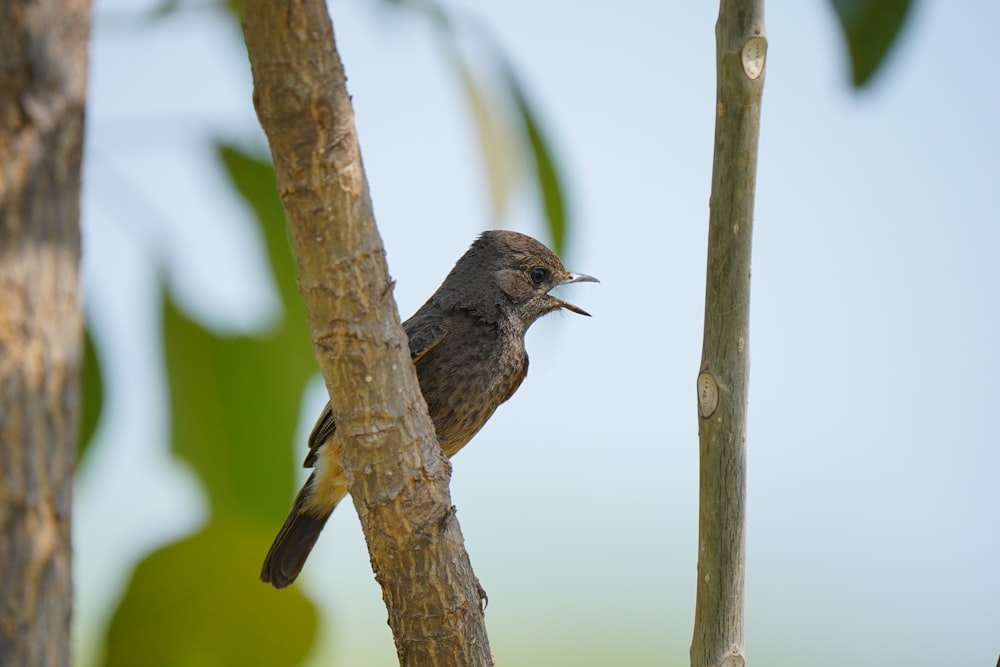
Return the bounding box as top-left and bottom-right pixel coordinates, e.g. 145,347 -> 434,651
528,267 -> 549,285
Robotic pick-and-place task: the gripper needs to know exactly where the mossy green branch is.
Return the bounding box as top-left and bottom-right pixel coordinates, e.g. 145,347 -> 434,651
692,1 -> 766,666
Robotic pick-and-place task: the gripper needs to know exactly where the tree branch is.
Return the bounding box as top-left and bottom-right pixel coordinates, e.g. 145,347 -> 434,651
240,2 -> 493,665
0,1 -> 89,665
691,1 -> 766,666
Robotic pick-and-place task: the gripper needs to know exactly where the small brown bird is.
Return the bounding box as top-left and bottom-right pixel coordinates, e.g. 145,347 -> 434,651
261,230 -> 597,588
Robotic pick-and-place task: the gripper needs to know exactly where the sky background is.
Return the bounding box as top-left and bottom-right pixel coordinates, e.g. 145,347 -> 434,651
76,1 -> 1000,665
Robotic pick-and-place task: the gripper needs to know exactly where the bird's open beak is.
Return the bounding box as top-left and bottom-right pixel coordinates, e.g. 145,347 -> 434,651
552,272 -> 599,316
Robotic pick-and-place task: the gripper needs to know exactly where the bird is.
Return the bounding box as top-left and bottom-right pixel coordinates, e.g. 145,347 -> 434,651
261,230 -> 597,588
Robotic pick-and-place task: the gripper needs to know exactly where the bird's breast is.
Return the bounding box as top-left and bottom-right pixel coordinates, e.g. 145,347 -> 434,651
414,323 -> 527,459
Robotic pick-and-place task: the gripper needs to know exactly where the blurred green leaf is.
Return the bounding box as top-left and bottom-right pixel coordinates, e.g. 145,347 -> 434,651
103,143 -> 322,665
147,0 -> 239,21
148,0 -> 179,17
163,294 -> 310,522
449,55 -> 520,224
381,0 -> 452,32
161,143 -> 316,522
830,0 -> 913,87
103,522 -> 318,667
222,0 -> 241,22
392,0 -> 571,253
79,324 -> 103,462
216,145 -> 303,310
502,64 -> 568,255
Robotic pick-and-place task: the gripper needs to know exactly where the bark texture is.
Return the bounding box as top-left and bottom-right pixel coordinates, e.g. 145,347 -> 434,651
0,1 -> 89,666
692,2 -> 766,667
241,2 -> 493,665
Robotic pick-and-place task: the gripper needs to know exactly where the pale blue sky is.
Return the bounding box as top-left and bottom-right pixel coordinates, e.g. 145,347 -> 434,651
77,1 -> 1000,665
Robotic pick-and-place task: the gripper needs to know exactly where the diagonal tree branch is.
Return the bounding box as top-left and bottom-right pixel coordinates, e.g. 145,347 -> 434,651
692,1 -> 766,666
240,2 -> 492,665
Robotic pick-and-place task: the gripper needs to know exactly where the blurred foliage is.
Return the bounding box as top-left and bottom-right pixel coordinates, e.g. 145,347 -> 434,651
502,62 -> 567,256
450,53 -> 520,234
104,523 -> 317,667
100,145 -> 320,666
163,146 -> 315,523
148,0 -> 572,253
829,0 -> 913,87
407,0 -> 571,254
79,326 -> 103,461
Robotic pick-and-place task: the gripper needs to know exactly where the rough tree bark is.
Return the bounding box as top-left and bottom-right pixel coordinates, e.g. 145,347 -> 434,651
692,1 -> 766,667
0,1 -> 90,666
241,2 -> 493,665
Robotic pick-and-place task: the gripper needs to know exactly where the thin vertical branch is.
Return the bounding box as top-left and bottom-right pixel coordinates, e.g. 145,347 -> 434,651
692,1 -> 766,666
240,2 -> 493,665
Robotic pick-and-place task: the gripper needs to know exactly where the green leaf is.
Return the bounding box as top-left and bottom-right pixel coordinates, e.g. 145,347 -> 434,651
393,0 -> 571,253
103,522 -> 318,667
830,0 -> 913,87
79,324 -> 103,462
504,67 -> 568,256
102,142 -> 322,665
448,54 -> 520,224
216,144 -> 304,311
160,142 -> 316,522
163,294 -> 311,522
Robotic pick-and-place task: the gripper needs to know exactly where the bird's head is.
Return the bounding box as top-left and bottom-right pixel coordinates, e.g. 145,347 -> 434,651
441,230 -> 598,329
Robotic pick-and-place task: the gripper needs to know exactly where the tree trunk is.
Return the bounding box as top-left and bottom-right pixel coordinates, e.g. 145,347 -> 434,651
0,1 -> 90,666
691,1 -> 766,666
241,2 -> 493,665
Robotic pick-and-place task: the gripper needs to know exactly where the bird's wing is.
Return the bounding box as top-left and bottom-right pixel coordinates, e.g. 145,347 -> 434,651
404,313 -> 448,365
303,402 -> 335,467
301,315 -> 448,468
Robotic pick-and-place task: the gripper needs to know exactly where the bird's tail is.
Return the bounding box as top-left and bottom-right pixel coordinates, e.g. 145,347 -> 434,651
261,474 -> 332,589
